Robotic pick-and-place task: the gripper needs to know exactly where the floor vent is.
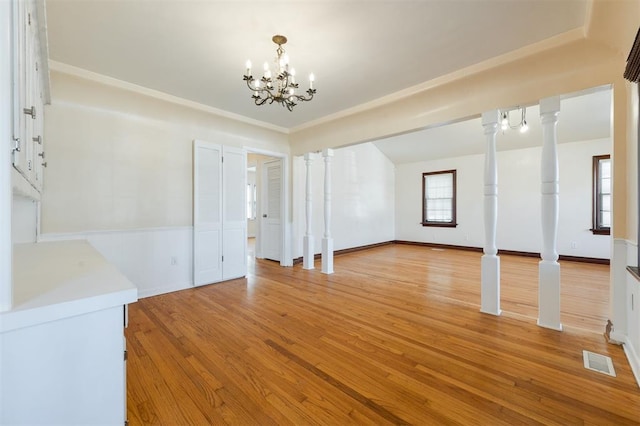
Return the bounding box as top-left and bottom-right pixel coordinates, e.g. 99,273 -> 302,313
582,350 -> 616,377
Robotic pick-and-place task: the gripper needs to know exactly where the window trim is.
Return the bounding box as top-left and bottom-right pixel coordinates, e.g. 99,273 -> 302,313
422,169 -> 458,227
592,154 -> 611,235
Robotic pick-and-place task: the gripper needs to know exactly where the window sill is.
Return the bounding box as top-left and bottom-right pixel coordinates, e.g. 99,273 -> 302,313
590,228 -> 610,235
422,222 -> 458,228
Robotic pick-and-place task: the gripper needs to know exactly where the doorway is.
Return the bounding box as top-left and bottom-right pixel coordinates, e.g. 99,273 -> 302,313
245,149 -> 291,267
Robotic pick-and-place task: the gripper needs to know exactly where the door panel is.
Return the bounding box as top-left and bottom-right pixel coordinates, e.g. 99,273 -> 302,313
262,159 -> 282,262
222,146 -> 246,280
193,141 -> 222,286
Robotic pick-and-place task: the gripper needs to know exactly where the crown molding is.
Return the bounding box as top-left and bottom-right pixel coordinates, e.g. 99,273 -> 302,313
48,61 -> 289,134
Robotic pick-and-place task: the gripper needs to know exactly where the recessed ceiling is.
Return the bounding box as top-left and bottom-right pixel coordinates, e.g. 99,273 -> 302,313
45,0 -> 588,130
372,87 -> 611,164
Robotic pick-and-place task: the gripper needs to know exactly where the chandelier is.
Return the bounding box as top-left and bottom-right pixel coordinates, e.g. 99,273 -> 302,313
243,35 -> 316,111
501,106 -> 529,133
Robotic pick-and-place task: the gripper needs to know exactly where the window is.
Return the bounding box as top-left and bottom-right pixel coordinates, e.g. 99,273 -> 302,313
592,155 -> 611,235
246,183 -> 257,220
422,169 -> 457,227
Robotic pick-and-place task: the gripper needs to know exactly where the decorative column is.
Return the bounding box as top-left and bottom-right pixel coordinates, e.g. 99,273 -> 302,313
481,110 -> 501,316
321,149 -> 334,274
538,96 -> 562,331
303,153 -> 315,270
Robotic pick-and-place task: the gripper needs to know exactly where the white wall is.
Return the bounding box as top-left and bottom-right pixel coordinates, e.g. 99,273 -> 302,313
40,71 -> 290,297
292,143 -> 395,258
42,71 -> 289,233
395,138 -> 611,259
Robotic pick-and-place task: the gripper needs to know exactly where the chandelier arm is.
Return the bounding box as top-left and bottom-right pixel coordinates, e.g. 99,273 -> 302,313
254,96 -> 269,106
288,88 -> 316,103
245,76 -> 284,101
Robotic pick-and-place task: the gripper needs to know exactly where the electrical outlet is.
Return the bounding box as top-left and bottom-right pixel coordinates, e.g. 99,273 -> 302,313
170,256 -> 178,266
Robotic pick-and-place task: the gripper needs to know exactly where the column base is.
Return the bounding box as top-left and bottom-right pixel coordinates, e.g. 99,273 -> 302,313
303,235 -> 314,270
322,238 -> 334,274
538,260 -> 562,331
481,254 -> 501,316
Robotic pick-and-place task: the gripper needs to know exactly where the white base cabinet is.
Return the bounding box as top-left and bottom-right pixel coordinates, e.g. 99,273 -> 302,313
0,241 -> 137,425
1,306 -> 127,425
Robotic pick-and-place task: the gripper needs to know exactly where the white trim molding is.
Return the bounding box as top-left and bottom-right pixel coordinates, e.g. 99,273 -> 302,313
611,238 -> 640,388
610,238 -> 631,342
623,336 -> 640,388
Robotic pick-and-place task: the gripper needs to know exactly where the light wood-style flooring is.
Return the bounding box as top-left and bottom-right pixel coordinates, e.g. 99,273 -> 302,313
126,244 -> 639,425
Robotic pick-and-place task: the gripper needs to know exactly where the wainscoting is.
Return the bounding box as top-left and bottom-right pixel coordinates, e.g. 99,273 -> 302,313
39,227 -> 193,298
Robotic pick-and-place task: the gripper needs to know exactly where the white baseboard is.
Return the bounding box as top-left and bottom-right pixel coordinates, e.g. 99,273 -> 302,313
623,336 -> 640,388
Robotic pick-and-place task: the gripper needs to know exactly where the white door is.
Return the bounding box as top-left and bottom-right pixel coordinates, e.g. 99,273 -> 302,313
193,141 -> 222,286
261,158 -> 282,262
222,146 -> 247,280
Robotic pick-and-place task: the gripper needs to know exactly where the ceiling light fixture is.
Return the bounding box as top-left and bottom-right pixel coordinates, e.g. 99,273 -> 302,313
500,106 -> 529,133
243,35 -> 316,111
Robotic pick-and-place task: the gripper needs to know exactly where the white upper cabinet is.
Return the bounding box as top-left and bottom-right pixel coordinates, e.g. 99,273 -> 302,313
11,0 -> 49,197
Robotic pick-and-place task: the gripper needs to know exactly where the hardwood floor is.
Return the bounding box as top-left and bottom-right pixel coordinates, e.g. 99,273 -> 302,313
126,245 -> 639,425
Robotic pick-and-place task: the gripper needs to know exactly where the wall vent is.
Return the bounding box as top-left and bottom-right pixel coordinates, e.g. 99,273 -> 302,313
582,350 -> 616,377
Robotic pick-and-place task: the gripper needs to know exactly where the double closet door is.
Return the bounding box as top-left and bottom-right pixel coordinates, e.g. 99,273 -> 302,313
193,141 -> 246,286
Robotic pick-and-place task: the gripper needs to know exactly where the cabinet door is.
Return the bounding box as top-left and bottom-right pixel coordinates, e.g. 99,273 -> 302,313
11,0 -> 44,191
12,0 -> 41,188
32,43 -> 44,192
11,0 -> 29,176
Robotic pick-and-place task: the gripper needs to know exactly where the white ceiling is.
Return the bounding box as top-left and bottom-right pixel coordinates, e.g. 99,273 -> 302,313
372,87 -> 612,164
45,0 -> 589,130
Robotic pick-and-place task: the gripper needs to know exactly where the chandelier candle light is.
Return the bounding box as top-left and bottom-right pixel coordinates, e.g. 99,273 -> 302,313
501,106 -> 529,133
244,35 -> 316,111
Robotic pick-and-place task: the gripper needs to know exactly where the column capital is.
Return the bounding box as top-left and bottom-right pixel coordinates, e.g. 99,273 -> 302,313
322,148 -> 334,158
540,96 -> 560,115
481,109 -> 500,126
304,152 -> 316,161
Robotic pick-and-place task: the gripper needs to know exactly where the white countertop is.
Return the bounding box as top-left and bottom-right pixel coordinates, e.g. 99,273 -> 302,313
1,240 -> 138,333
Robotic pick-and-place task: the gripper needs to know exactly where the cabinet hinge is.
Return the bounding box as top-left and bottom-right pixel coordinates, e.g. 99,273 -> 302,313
125,421 -> 129,426
124,350 -> 128,361
222,156 -> 224,163
27,13 -> 31,25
